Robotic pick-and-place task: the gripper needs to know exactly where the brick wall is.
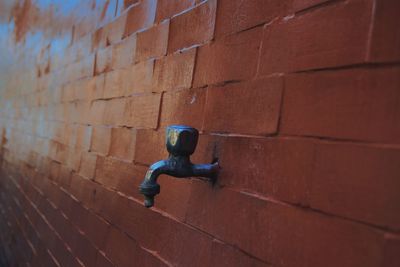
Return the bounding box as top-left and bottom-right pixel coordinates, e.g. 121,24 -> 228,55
0,0 -> 399,266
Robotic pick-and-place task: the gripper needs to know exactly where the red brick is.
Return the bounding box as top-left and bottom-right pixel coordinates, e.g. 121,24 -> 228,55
168,0 -> 216,52
51,212 -> 97,267
49,161 -> 61,182
74,208 -> 110,250
369,0 -> 400,62
49,236 -> 82,267
75,125 -> 92,151
291,0 -> 330,12
96,252 -> 114,267
125,59 -> 155,95
95,156 -> 142,199
66,124 -> 78,148
186,183 -> 270,261
155,0 -> 195,23
54,143 -> 69,163
112,34 -> 137,69
187,181 -> 386,266
34,248 -> 60,267
87,74 -> 105,101
66,149 -> 82,171
105,13 -> 128,45
156,174 -> 193,221
193,27 -> 262,87
103,227 -> 167,267
78,152 -> 98,179
92,27 -> 107,51
259,0 -> 373,74
153,48 -> 196,92
90,126 -> 111,155
383,235 -> 400,267
210,240 -> 269,267
88,100 -> 106,125
111,195 -> 212,266
136,20 -> 169,62
103,69 -> 129,98
310,142 -> 400,229
160,87 -> 206,129
158,222 -> 213,267
109,127 -> 136,161
73,78 -> 91,101
204,77 -> 282,135
215,0 -> 287,36
72,234 -> 98,267
103,98 -> 127,126
123,94 -> 161,128
123,0 -> 157,37
267,204 -> 385,267
61,83 -> 75,103
75,54 -> 95,80
69,173 -> 110,213
281,67 -> 400,143
58,165 -> 72,189
134,129 -> 167,164
123,0 -> 139,11
95,46 -> 113,74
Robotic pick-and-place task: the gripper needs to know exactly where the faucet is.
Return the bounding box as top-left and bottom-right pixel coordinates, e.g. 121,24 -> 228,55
139,125 -> 219,208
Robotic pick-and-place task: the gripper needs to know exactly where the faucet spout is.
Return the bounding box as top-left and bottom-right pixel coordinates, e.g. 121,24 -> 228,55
138,125 -> 219,208
139,160 -> 170,208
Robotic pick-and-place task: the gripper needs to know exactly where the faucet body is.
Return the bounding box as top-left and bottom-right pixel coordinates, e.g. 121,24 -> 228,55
139,125 -> 219,208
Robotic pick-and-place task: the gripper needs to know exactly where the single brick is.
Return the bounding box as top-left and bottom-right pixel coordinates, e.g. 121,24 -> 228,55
90,126 -> 111,155
103,69 -> 129,98
136,20 -> 169,62
155,0 -> 195,22
203,77 -> 283,135
168,0 -> 216,52
95,46 -> 113,74
123,0 -> 157,37
217,136 -> 314,205
87,74 -> 105,101
112,34 -> 137,69
105,13 -> 127,45
75,125 -> 92,151
103,98 -> 126,126
95,156 -> 139,198
153,48 -> 196,92
134,129 -> 167,165
78,152 -> 98,179
125,59 -> 155,95
193,27 -> 262,87
109,127 -> 136,161
123,94 -> 161,128
160,87 -> 206,129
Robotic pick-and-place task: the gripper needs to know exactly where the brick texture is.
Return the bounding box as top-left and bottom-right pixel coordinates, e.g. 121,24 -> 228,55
0,0 -> 399,266
168,0 -> 217,53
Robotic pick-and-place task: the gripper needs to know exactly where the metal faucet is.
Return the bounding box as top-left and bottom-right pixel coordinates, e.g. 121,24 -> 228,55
139,125 -> 219,208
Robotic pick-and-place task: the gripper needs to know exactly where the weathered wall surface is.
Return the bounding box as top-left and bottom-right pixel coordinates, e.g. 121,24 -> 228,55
0,0 -> 399,266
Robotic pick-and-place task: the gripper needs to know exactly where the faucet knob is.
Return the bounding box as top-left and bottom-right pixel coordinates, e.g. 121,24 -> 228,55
166,125 -> 199,156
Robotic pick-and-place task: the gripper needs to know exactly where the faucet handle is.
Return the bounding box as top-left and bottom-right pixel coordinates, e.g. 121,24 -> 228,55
166,125 -> 199,156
